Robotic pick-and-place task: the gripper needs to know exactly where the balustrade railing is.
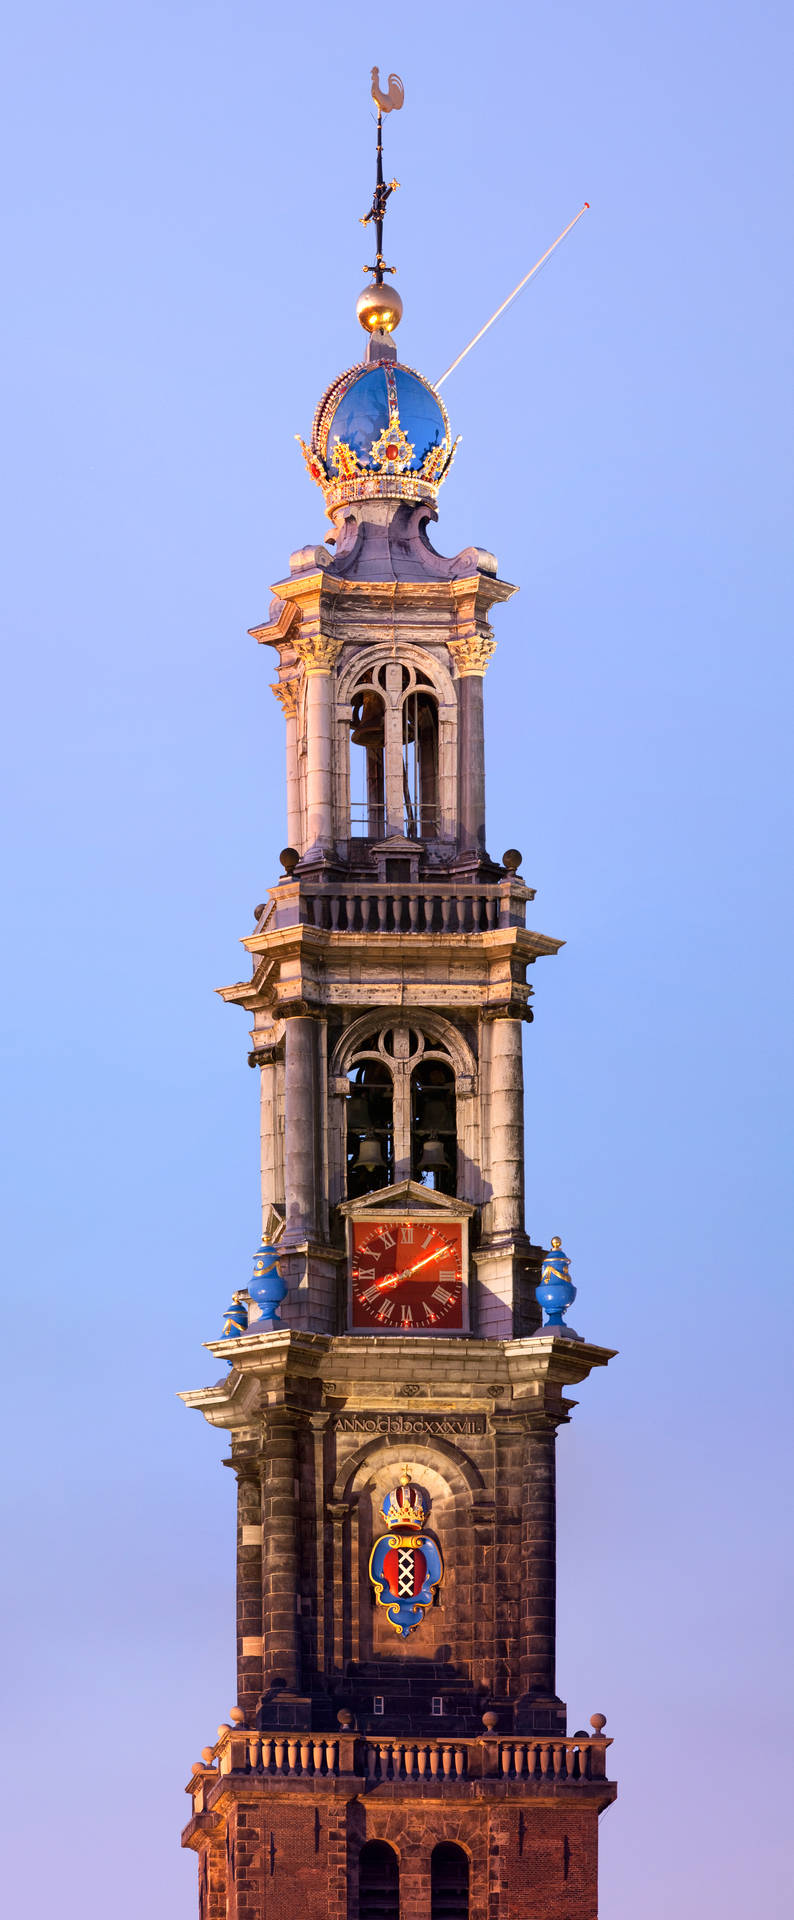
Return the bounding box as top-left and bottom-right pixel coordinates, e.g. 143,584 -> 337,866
271,880 -> 530,936
191,1726 -> 610,1796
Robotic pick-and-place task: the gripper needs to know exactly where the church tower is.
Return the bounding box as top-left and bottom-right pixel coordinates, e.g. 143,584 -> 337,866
180,82 -> 616,1920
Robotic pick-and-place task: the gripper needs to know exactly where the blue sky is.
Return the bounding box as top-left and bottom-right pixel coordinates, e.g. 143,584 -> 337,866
1,2 -> 792,1914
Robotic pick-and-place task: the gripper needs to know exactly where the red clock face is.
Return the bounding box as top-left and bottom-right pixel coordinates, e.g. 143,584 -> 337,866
351,1219 -> 464,1330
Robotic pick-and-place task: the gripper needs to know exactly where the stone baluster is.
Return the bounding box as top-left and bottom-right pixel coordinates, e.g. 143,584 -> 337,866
377,892 -> 388,931
378,1742 -> 389,1780
429,1746 -> 440,1778
454,1748 -> 466,1776
287,1739 -> 298,1770
416,1746 -> 428,1776
441,894 -> 452,932
366,1745 -> 377,1779
274,1739 -> 285,1770
442,1747 -> 453,1776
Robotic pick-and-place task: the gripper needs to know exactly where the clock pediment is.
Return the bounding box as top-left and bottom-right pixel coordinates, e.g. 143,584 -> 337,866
338,1179 -> 475,1221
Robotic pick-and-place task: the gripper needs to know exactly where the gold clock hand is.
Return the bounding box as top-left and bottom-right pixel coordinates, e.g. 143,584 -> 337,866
375,1248 -> 451,1289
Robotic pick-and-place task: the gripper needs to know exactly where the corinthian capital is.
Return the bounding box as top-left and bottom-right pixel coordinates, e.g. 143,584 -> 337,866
292,628 -> 344,675
448,630 -> 498,676
270,678 -> 300,718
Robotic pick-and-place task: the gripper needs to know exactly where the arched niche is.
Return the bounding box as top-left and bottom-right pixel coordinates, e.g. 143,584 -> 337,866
331,1436 -> 485,1670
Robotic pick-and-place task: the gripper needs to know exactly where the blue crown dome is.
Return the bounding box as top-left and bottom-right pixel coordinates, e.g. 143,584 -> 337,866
326,365 -> 446,471
300,355 -> 456,513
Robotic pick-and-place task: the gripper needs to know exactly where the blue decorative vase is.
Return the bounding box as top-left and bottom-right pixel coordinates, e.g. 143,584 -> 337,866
248,1236 -> 287,1325
222,1296 -> 249,1339
535,1239 -> 582,1338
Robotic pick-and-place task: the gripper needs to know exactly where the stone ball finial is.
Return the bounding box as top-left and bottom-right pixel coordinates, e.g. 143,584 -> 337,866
482,1710 -> 499,1731
502,848 -> 522,874
216,1724 -> 231,1738
590,1712 -> 607,1732
200,1746 -> 215,1765
337,1708 -> 353,1728
229,1707 -> 245,1726
253,904 -> 266,923
279,846 -> 299,876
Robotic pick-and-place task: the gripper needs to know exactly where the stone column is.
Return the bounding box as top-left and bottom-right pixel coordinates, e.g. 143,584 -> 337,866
261,1410 -> 301,1693
448,629 -> 496,858
235,1466 -> 263,1721
518,1421 -> 558,1707
293,630 -> 343,855
270,678 -> 301,849
487,1014 -> 526,1235
283,1016 -> 319,1243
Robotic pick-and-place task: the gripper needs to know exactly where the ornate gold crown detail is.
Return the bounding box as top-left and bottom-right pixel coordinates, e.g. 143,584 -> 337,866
297,360 -> 459,516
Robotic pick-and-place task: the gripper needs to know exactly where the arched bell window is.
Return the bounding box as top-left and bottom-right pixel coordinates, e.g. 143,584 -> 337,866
431,1842 -> 469,1920
347,660 -> 441,842
411,1056 -> 457,1195
349,672 -> 386,839
346,1060 -> 394,1198
344,1026 -> 457,1196
359,1840 -> 399,1920
402,683 -> 439,839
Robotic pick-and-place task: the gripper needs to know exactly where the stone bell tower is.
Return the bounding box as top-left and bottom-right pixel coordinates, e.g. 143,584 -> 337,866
180,82 -> 616,1920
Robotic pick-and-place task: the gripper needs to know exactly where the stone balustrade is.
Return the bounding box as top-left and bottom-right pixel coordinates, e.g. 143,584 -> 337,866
272,879 -> 530,937
192,1725 -> 610,1795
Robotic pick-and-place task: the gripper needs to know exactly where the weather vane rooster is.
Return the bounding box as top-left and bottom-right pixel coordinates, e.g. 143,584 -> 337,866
361,68 -> 405,286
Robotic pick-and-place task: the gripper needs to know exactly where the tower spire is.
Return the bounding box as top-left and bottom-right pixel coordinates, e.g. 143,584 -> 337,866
357,69 -> 405,337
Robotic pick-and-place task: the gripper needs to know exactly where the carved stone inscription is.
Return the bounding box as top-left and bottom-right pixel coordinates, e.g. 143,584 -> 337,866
334,1413 -> 486,1436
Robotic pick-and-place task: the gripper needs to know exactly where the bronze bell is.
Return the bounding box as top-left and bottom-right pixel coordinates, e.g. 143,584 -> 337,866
417,1136 -> 449,1174
353,1132 -> 385,1171
350,691 -> 385,751
346,1093 -> 370,1131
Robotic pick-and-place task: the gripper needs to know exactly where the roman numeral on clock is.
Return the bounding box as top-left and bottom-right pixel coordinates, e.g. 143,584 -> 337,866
359,1284 -> 382,1305
432,1284 -> 455,1305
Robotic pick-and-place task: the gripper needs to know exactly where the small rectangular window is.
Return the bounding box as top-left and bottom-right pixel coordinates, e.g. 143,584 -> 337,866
373,1695 -> 385,1715
431,1696 -> 444,1716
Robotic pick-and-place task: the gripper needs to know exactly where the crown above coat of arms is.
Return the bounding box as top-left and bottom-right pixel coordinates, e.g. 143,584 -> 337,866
381,1465 -> 429,1530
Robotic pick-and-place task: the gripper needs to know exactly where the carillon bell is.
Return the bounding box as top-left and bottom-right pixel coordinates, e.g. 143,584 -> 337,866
346,1092 -> 371,1131
350,691 -> 384,750
417,1136 -> 449,1174
353,1132 -> 385,1171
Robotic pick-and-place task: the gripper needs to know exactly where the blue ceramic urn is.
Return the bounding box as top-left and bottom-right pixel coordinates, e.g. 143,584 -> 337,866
222,1294 -> 249,1339
536,1238 -> 578,1332
248,1236 -> 287,1324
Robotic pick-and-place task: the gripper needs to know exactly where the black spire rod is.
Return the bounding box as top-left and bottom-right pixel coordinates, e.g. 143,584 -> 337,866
361,69 -> 404,284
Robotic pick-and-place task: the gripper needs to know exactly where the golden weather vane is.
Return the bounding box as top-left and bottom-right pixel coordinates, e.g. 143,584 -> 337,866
360,69 -> 405,286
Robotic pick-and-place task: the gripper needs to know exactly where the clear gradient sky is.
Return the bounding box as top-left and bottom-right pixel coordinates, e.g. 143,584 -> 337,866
2,2 -> 792,1915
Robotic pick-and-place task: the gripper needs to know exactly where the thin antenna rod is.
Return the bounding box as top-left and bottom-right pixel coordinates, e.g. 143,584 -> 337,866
434,203 -> 590,390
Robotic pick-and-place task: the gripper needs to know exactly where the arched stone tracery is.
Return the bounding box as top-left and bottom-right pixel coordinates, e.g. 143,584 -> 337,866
329,1014 -> 478,1199
335,643 -> 458,844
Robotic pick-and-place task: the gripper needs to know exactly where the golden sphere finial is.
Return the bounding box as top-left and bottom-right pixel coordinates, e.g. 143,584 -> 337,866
356,279 -> 403,335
